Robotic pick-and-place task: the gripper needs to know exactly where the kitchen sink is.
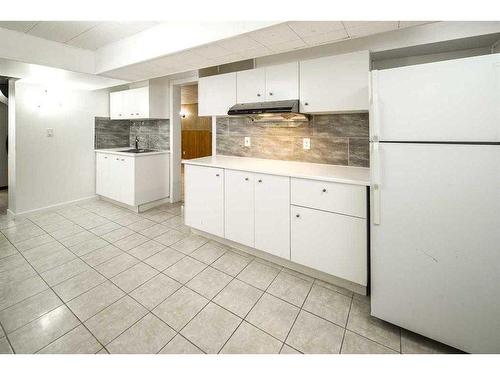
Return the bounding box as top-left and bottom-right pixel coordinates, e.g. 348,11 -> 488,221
121,149 -> 156,153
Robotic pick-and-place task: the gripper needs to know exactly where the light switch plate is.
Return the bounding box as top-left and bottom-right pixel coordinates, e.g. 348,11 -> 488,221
303,138 -> 310,150
46,128 -> 54,137
244,137 -> 251,147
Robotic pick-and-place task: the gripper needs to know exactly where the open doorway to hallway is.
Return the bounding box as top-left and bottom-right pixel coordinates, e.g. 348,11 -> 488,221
179,83 -> 212,200
0,77 -> 8,214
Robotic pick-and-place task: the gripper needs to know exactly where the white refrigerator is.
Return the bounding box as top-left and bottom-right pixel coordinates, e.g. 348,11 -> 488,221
370,53 -> 500,353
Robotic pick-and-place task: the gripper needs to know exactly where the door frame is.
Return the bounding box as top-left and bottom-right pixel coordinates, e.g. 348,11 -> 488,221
169,76 -> 198,203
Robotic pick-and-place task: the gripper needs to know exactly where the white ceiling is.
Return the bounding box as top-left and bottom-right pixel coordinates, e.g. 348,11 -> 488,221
0,21 -> 159,50
102,21 -> 434,81
0,20 -> 435,83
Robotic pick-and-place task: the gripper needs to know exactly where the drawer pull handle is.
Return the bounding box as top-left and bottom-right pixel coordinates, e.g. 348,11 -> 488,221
215,174 -> 220,177
258,179 -> 262,183
322,188 -> 327,193
245,177 -> 249,181
296,214 -> 300,218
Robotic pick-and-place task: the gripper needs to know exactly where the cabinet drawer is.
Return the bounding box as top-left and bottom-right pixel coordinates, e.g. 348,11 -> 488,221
291,205 -> 367,286
291,178 -> 366,218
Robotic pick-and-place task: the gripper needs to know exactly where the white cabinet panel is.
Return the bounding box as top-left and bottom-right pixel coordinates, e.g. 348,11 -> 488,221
116,156 -> 135,206
184,165 -> 224,237
300,50 -> 369,113
237,68 -> 266,103
109,80 -> 169,120
291,178 -> 366,218
109,91 -> 124,120
96,153 -> 111,198
198,72 -> 237,116
265,62 -> 299,101
254,173 -> 290,259
373,53 -> 500,142
291,205 -> 367,286
225,169 -> 255,247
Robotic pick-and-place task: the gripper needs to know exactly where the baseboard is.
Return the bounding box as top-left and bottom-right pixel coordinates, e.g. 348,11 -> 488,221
12,195 -> 99,218
99,196 -> 170,213
191,228 -> 367,296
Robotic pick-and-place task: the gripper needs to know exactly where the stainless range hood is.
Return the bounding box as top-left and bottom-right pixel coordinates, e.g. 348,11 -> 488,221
227,100 -> 308,122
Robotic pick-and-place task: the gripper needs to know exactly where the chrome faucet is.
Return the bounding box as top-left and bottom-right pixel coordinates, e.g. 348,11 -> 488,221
135,135 -> 139,150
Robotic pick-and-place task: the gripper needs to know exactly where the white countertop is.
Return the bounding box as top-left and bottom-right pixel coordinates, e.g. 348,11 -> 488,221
95,148 -> 170,157
182,155 -> 370,186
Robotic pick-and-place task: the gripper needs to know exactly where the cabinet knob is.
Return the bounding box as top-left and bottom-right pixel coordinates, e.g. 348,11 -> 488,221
216,174 -> 220,177
269,92 -> 273,96
136,113 -> 139,115
257,93 -> 261,97
118,114 -> 122,116
322,188 -> 327,193
104,156 -> 107,159
304,102 -> 309,106
296,214 -> 300,218
258,179 -> 262,183
116,158 -> 119,160
245,177 -> 249,181
130,113 -> 134,116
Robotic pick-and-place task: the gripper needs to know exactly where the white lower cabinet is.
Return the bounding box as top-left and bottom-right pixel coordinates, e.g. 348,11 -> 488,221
184,165 -> 224,237
183,163 -> 367,287
96,151 -> 169,207
291,205 -> 367,286
254,173 -> 290,259
225,170 -> 255,247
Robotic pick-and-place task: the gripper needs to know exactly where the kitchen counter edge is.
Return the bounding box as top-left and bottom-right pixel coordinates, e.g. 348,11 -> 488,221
182,156 -> 370,186
95,148 -> 170,157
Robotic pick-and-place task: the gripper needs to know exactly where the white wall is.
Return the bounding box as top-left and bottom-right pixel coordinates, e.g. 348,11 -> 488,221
0,102 -> 7,187
11,82 -> 109,214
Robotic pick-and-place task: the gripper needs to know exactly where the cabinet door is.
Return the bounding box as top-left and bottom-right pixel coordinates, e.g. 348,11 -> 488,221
300,50 -> 369,113
184,165 -> 224,237
96,153 -> 111,197
236,68 -> 266,103
118,156 -> 135,206
225,170 -> 255,247
134,87 -> 149,118
291,205 -> 367,286
265,62 -> 299,101
254,174 -> 290,259
198,72 -> 237,116
110,91 -> 124,120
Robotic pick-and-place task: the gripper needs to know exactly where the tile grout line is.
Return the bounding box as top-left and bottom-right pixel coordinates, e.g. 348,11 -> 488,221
339,296 -> 354,354
1,219 -> 110,354
215,259 -> 284,353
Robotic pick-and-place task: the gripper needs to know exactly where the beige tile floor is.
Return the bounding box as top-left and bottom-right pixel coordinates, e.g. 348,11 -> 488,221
0,199 -> 462,354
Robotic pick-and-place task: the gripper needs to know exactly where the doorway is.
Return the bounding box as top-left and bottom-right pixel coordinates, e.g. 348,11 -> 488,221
0,77 -> 9,214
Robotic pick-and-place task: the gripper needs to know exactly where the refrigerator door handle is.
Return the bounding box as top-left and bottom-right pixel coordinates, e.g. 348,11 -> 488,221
371,141 -> 381,225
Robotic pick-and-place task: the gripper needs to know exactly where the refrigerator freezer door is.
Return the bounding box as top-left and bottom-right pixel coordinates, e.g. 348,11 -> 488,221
371,143 -> 500,353
371,53 -> 500,142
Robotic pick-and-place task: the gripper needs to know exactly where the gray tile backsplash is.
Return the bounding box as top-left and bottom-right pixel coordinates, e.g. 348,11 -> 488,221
95,118 -> 169,151
216,113 -> 369,167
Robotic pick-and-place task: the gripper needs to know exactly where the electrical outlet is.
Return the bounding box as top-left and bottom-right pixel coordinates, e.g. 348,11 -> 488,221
46,128 -> 54,137
244,137 -> 251,147
303,138 -> 310,150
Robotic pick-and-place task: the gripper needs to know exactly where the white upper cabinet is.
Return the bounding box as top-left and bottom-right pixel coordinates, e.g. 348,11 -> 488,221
198,72 -> 237,116
300,50 -> 369,113
265,62 -> 299,101
109,78 -> 170,120
237,62 -> 299,103
236,68 -> 266,103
